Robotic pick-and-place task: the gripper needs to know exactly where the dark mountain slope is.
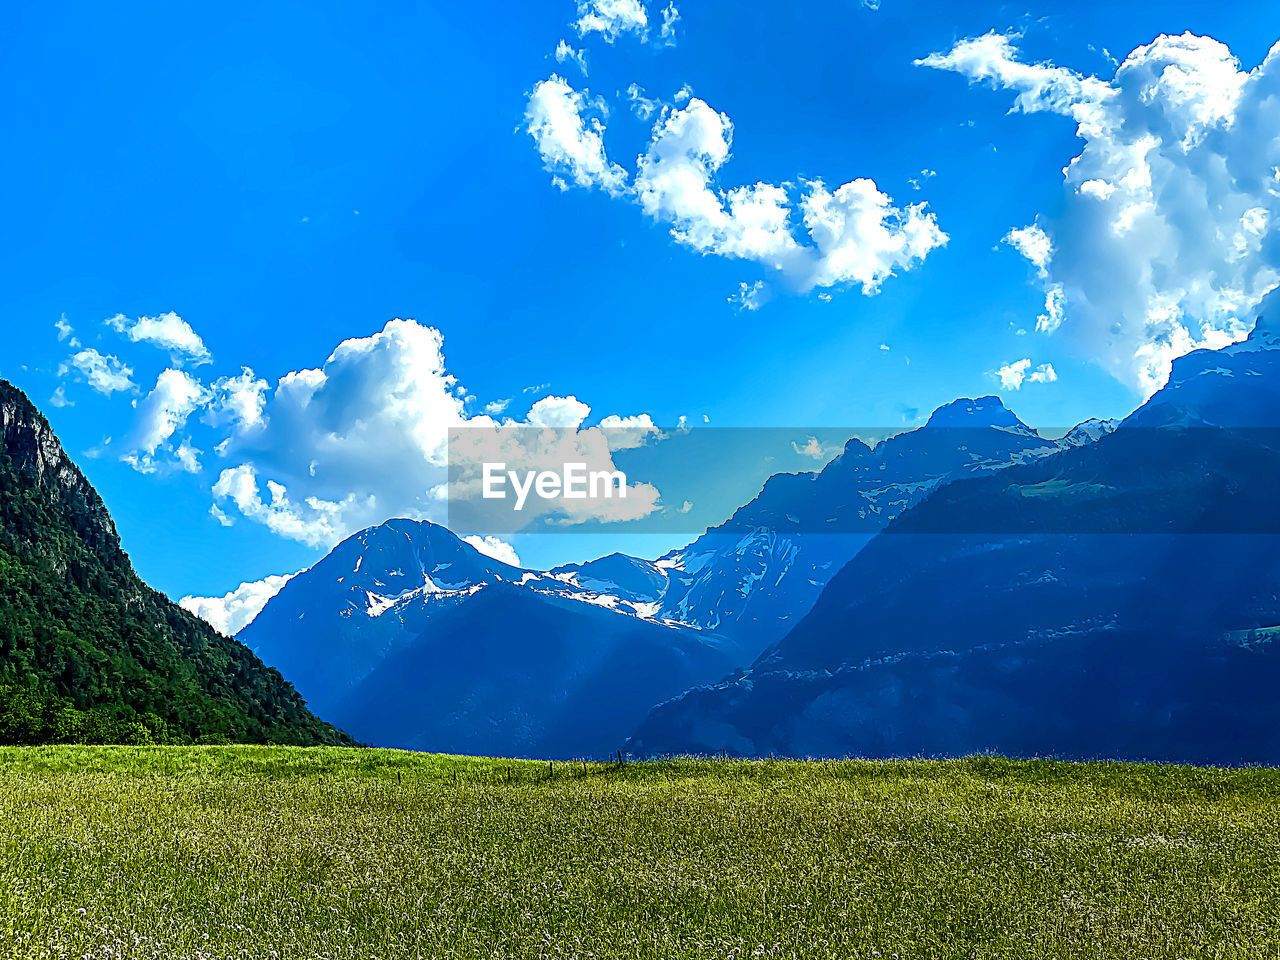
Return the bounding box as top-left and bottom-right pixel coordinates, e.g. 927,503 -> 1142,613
0,379 -> 350,745
629,310 -> 1280,764
327,582 -> 739,758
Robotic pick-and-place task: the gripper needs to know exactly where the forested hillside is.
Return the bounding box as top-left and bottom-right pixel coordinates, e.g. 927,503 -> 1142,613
0,379 -> 350,746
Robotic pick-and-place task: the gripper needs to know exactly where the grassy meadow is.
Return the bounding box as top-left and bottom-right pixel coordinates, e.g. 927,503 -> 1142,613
1,746 -> 1279,959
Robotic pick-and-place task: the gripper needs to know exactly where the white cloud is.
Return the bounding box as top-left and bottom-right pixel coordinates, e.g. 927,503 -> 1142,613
922,31 -> 1280,396
659,3 -> 680,45
66,348 -> 135,395
907,168 -> 936,190
123,369 -> 210,473
66,311 -> 664,545
175,440 -> 202,474
212,464 -> 366,547
917,32 -> 1114,119
462,535 -> 522,567
596,412 -> 659,450
526,75 -> 629,196
527,394 -> 591,429
1003,223 -> 1052,278
729,280 -> 766,311
483,398 -> 511,415
1029,362 -> 1058,384
171,442 -> 200,473
635,99 -> 801,275
207,319 -> 661,545
799,176 -> 948,292
180,572 -> 296,636
1038,284 -> 1066,334
106,312 -> 211,365
994,358 -> 1031,390
676,499 -> 693,513
554,39 -> 588,76
993,358 -> 1057,390
205,367 -> 269,433
637,98 -> 945,292
528,85 -> 946,296
792,436 -> 828,459
49,386 -> 72,408
626,83 -> 660,121
574,0 -> 648,42
54,316 -> 78,346
206,320 -> 463,545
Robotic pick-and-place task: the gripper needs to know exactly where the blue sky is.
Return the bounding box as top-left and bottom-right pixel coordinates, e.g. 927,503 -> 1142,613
3,0 -> 1279,621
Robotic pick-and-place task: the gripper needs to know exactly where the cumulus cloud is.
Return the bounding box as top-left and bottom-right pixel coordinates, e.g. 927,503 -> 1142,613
799,175 -> 948,291
180,572 -> 296,636
211,464 -> 367,546
123,369 -> 210,473
1003,223 -> 1052,277
203,319 -> 661,546
106,312 -> 211,365
526,394 -> 591,429
65,348 -> 135,395
526,84 -> 947,297
994,358 -> 1057,390
574,0 -> 648,42
204,368 -> 269,433
596,412 -> 659,449
994,358 -> 1031,390
922,31 -> 1280,396
1030,362 -> 1058,384
526,75 -> 629,196
463,535 -> 522,567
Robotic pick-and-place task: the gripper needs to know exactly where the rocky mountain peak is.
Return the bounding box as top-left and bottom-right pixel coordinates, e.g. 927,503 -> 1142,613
923,395 -> 1025,431
0,379 -> 119,557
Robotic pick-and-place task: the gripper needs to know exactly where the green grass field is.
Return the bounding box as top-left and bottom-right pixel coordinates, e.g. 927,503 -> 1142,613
2,747 -> 1279,959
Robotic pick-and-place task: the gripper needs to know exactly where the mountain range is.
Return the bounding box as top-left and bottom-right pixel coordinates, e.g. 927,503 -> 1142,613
240,394 -> 1116,757
15,294 -> 1275,762
240,519 -> 743,757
